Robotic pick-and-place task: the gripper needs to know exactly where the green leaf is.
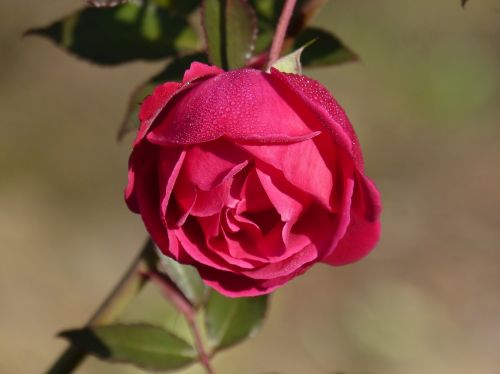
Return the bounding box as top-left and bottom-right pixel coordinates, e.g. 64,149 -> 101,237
204,291 -> 268,351
202,0 -> 257,69
251,0 -> 281,21
26,2 -> 200,65
202,0 -> 223,67
293,27 -> 357,67
152,0 -> 199,15
157,251 -> 210,308
117,52 -> 206,140
250,0 -> 281,53
225,0 -> 257,69
60,324 -> 197,371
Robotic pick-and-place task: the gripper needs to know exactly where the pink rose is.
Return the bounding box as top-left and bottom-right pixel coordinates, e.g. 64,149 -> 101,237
125,62 -> 381,297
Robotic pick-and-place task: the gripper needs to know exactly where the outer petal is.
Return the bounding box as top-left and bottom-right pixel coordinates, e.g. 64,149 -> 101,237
125,155 -> 140,214
270,69 -> 382,263
269,68 -> 364,170
197,262 -> 313,297
182,62 -> 224,84
134,82 -> 180,146
134,62 -> 223,145
147,69 -> 317,145
323,172 -> 382,265
127,143 -> 184,258
240,243 -> 318,280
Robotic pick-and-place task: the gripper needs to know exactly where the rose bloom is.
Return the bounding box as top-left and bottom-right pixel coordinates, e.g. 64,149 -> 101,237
125,62 -> 381,297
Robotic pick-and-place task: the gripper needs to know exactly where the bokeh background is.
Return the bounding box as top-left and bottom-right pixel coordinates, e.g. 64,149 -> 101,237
1,0 -> 500,373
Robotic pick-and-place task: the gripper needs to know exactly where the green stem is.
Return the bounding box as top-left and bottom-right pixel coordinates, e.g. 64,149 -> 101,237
45,238 -> 156,374
146,270 -> 215,374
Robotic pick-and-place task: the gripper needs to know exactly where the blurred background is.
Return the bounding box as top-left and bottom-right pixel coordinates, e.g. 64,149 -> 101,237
1,0 -> 500,373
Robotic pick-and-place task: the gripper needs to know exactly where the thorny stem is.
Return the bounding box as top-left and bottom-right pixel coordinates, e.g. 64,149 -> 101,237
146,271 -> 215,374
267,0 -> 298,69
45,238 -> 155,374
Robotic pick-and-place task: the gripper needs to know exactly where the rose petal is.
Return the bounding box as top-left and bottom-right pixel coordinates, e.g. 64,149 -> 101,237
180,139 -> 249,191
253,164 -> 315,260
237,168 -> 274,213
323,172 -> 382,265
237,182 -> 353,281
255,163 -> 309,223
270,68 -> 364,170
176,218 -> 260,270
208,233 -> 261,269
240,243 -> 318,280
135,63 -> 223,146
197,213 -> 221,240
220,214 -> 308,266
174,217 -> 234,272
182,62 -> 224,85
220,214 -> 270,260
191,182 -> 234,217
127,143 -> 183,259
171,171 -> 197,227
134,82 -> 181,146
197,262 -> 312,297
242,136 -> 334,210
201,210 -> 295,269
147,69 -> 316,145
125,161 -> 140,214
158,146 -> 187,225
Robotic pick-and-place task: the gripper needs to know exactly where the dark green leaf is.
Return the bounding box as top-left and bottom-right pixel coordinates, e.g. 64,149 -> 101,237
157,252 -> 210,308
253,21 -> 274,54
60,324 -> 197,371
202,0 -> 257,69
250,0 -> 283,23
26,2 -> 199,65
202,0 -> 223,67
204,291 -> 268,351
250,0 -> 282,53
152,0 -> 200,15
293,27 -> 357,67
117,52 -> 206,140
225,0 -> 257,68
